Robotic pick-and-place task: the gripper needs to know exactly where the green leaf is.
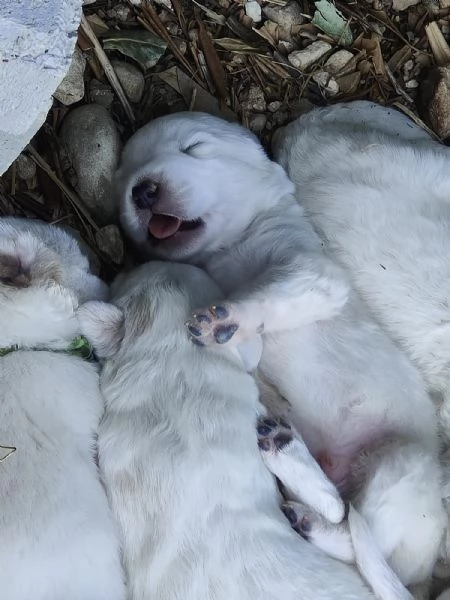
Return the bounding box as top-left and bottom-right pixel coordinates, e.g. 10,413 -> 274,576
103,30 -> 167,71
68,336 -> 94,361
312,0 -> 353,47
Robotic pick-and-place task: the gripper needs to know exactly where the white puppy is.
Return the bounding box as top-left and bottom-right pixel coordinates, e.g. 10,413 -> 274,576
273,101 -> 450,438
79,260 -> 378,600
0,217 -> 125,600
116,112 -> 445,594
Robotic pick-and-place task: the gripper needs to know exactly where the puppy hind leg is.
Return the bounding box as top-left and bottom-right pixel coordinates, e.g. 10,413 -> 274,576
256,416 -> 345,524
354,439 -> 445,587
282,500 -> 354,563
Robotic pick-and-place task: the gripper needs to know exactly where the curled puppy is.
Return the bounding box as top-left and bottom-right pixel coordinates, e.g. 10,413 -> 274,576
115,112 -> 445,593
0,217 -> 125,600
79,260 -> 375,600
273,101 -> 450,439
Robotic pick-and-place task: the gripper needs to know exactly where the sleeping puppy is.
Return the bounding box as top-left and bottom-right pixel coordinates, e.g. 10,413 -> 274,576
115,112 -> 445,594
0,217 -> 125,600
79,260 -> 378,600
272,101 -> 450,440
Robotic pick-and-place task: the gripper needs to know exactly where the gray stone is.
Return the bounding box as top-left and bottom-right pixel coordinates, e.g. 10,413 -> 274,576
241,84 -> 266,112
263,1 -> 303,30
324,50 -> 353,75
59,104 -> 121,224
15,153 -> 36,180
312,71 -> 339,96
89,79 -> 115,109
288,41 -> 332,70
111,60 -> 145,104
96,225 -> 124,265
53,47 -> 86,106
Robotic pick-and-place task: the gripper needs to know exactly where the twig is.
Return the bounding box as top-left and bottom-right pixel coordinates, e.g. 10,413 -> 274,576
80,14 -> 135,124
384,63 -> 414,105
26,145 -> 99,233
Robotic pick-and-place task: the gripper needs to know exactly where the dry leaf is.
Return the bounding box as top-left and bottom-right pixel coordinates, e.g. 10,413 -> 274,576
214,38 -> 262,53
197,18 -> 228,101
312,0 -> 353,47
158,67 -> 238,122
103,30 -> 167,71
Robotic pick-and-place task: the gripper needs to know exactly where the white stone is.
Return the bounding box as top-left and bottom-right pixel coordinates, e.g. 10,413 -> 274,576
53,47 -> 86,106
245,0 -> 262,23
0,0 -> 83,175
312,71 -> 339,96
111,60 -> 145,104
324,50 -> 353,75
59,105 -> 121,224
288,41 -> 332,70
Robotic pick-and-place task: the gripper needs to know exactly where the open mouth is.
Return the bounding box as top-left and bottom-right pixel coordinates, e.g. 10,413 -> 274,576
148,213 -> 204,241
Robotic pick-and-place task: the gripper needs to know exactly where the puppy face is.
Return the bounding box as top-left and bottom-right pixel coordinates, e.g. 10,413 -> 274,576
116,112 -> 294,261
0,218 -> 107,318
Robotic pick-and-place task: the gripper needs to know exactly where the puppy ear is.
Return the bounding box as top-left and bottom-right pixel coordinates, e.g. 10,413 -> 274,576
0,254 -> 30,288
77,300 -> 124,359
232,334 -> 263,373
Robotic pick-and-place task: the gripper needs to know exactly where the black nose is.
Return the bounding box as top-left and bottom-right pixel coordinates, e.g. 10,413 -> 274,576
132,181 -> 158,209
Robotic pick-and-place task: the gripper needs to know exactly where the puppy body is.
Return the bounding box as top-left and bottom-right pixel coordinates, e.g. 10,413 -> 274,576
81,261 -> 374,600
0,218 -> 125,600
117,113 -> 444,589
273,102 -> 450,436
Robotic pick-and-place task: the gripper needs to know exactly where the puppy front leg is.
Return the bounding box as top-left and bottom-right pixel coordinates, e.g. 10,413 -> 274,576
186,254 -> 349,346
257,416 -> 345,524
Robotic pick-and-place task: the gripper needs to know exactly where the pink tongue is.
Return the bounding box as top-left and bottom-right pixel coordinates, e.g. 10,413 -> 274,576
148,215 -> 182,240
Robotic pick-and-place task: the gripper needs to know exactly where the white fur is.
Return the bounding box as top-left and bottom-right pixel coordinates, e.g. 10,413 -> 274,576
117,112 -> 445,592
80,260 -> 375,600
0,217 -> 125,600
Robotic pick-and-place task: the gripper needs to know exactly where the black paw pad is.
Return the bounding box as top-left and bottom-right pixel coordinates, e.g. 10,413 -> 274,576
210,305 -> 229,320
190,337 -> 205,347
273,433 -> 292,449
187,325 -> 202,337
214,324 -> 238,344
194,313 -> 211,324
282,504 -> 312,540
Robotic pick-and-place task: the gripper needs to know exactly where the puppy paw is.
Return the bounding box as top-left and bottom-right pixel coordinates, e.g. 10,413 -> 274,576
257,416 -> 293,452
186,304 -> 239,347
282,501 -> 314,540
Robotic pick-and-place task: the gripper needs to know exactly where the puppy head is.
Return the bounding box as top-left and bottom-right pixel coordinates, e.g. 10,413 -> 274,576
0,218 -> 108,348
116,112 -> 295,261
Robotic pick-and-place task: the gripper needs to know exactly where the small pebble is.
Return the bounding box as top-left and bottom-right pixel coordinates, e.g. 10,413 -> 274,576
111,60 -> 145,104
324,50 -> 353,75
242,85 -> 266,112
245,0 -> 262,23
312,71 -> 339,96
405,79 -> 419,89
15,154 -> 36,180
268,101 -> 282,112
53,47 -> 86,106
288,41 -> 332,70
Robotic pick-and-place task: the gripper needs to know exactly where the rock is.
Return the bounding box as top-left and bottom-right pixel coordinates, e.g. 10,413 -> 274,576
89,79 -> 115,108
263,1 -> 304,30
59,105 -> 121,224
53,47 -> 86,106
241,85 -> 266,112
248,114 -> 267,135
288,41 -> 332,70
245,0 -> 262,23
312,71 -> 339,96
392,0 -> 420,9
111,60 -> 145,104
324,50 -> 353,75
15,153 -> 36,180
95,225 -> 124,265
405,79 -> 419,89
268,101 -> 282,112
0,0 -> 81,175
420,65 -> 450,139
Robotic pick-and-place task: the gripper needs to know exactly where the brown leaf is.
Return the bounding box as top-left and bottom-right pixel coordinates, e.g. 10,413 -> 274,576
158,67 -> 239,122
197,17 -> 229,102
336,72 -> 361,95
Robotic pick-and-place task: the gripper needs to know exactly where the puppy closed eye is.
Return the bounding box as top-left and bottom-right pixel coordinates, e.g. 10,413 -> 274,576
181,142 -> 205,157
